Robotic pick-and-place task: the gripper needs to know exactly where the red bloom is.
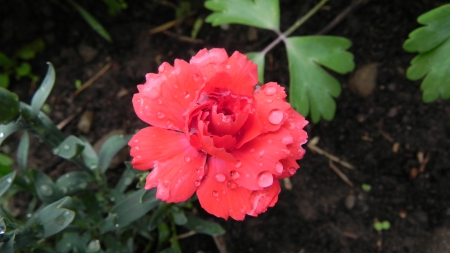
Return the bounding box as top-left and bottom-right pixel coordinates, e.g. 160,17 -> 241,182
129,48 -> 308,220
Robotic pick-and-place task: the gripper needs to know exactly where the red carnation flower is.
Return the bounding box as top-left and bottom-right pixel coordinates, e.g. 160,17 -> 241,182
129,48 -> 308,220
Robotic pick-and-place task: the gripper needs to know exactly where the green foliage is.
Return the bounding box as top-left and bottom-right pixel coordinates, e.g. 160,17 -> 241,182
205,0 -> 354,123
102,0 -> 128,15
205,0 -> 280,30
404,4 -> 450,103
0,87 -> 20,124
0,63 -> 224,252
373,220 -> 391,231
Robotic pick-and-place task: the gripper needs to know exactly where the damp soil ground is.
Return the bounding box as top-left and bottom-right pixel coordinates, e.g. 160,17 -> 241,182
2,0 -> 450,252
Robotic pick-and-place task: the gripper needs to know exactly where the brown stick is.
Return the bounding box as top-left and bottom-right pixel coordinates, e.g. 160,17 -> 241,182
73,62 -> 112,97
329,160 -> 354,188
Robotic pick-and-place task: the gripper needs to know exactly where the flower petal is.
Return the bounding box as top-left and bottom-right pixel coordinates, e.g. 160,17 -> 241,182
197,157 -> 252,220
132,60 -> 204,130
190,49 -> 258,95
231,128 -> 293,190
247,180 -> 281,217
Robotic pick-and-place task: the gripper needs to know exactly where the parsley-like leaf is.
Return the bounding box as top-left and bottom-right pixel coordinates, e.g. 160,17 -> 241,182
285,36 -> 355,123
404,4 -> 450,102
204,0 -> 280,31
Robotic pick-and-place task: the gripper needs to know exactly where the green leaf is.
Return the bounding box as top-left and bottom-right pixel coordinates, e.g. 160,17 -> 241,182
53,135 -> 85,159
0,52 -> 13,68
0,122 -> 25,146
0,153 -> 14,166
0,232 -> 15,253
16,39 -> 45,60
0,171 -> 16,197
148,202 -> 169,231
17,131 -> 30,174
403,4 -> 450,103
98,134 -> 131,173
170,206 -> 187,225
32,169 -> 64,203
31,63 -> 55,114
246,51 -> 265,83
0,87 -> 20,124
80,137 -> 98,170
205,0 -> 280,31
0,73 -> 10,88
68,0 -> 112,42
115,167 -> 135,193
183,214 -> 225,236
16,62 -> 31,78
285,36 -> 355,123
100,188 -> 159,233
157,222 -> 171,251
37,197 -> 76,238
56,171 -> 90,195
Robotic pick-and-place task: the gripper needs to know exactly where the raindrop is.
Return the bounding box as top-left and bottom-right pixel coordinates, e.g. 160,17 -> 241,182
184,156 -> 191,163
264,86 -> 277,96
183,92 -> 190,99
282,136 -> 294,144
250,148 -> 255,153
275,162 -> 283,174
157,112 -> 165,119
194,169 -> 200,174
257,171 -> 273,187
227,181 -> 236,189
63,144 -> 70,150
87,240 -> 101,253
115,224 -> 120,228
193,74 -> 200,81
26,213 -> 32,218
157,99 -> 163,104
289,167 -> 296,175
135,146 -> 140,150
110,197 -> 115,202
259,150 -> 265,156
40,185 -> 54,196
230,170 -> 240,179
166,121 -> 174,128
235,161 -> 242,168
124,178 -> 133,185
267,139 -> 273,144
226,64 -> 231,69
6,177 -> 12,183
212,190 -> 219,197
194,180 -> 201,186
0,132 -> 4,138
90,165 -> 97,169
267,99 -> 272,103
259,162 -> 263,167
136,155 -> 142,159
119,134 -> 124,138
54,214 -> 66,225
0,218 -> 6,235
268,109 -> 284,124
282,149 -> 291,155
215,173 -> 226,182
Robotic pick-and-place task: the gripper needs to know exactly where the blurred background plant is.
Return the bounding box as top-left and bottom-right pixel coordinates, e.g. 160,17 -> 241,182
0,64 -> 224,253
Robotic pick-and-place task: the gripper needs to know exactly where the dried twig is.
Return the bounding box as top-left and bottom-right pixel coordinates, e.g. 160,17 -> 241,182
418,152 -> 430,173
307,136 -> 355,169
213,235 -> 227,253
177,230 -> 196,239
73,62 -> 112,97
162,30 -> 204,44
56,108 -> 83,130
283,177 -> 293,190
329,160 -> 354,188
377,120 -> 394,142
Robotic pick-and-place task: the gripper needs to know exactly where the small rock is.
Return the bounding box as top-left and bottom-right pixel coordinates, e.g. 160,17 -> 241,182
345,191 -> 356,210
77,110 -> 94,133
349,63 -> 379,97
78,44 -> 98,62
387,107 -> 398,117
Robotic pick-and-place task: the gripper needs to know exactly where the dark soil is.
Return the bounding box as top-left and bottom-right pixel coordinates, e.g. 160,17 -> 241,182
2,0 -> 450,252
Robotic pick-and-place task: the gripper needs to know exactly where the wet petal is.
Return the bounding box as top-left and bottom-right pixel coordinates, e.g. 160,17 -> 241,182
197,157 -> 252,220
133,60 -> 204,130
247,180 -> 281,217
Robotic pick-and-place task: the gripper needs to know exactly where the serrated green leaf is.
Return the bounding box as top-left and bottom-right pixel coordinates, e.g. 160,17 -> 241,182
17,131 -> 29,174
184,214 -> 225,236
56,171 -> 90,196
32,169 -> 64,203
31,63 -> 55,114
246,51 -> 265,83
285,36 -> 355,123
37,197 -> 75,238
403,4 -> 450,53
0,73 -> 9,88
0,87 -> 20,124
0,171 -> 16,197
0,122 -> 25,146
205,0 -> 280,31
98,134 -> 131,173
68,0 -> 112,42
53,135 -> 85,159
404,4 -> 450,103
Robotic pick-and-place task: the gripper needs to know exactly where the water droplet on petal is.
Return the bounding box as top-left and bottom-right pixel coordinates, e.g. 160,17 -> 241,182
250,148 -> 256,153
259,162 -> 263,166
268,109 -> 284,124
235,161 -> 242,168
275,162 -> 283,174
259,150 -> 265,156
267,99 -> 272,103
194,180 -> 201,186
226,64 -> 231,69
289,167 -> 296,175
282,136 -> 294,144
135,146 -> 140,150
267,139 -> 273,144
133,139 -> 139,143
212,190 -> 219,197
264,86 -> 277,96
282,149 -> 290,155
227,181 -> 236,189
230,170 -> 240,179
157,99 -> 163,104
184,156 -> 191,162
157,112 -> 165,119
166,121 -> 174,128
215,173 -> 226,182
257,171 -> 273,187
193,74 -> 200,81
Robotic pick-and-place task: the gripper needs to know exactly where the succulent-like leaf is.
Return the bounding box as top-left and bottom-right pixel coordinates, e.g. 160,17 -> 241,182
31,63 -> 55,114
98,134 -> 131,173
403,4 -> 450,102
17,131 -> 29,174
204,0 -> 280,31
246,51 -> 266,83
0,87 -> 20,124
183,213 -> 225,236
0,171 -> 16,197
285,36 -> 355,123
0,122 -> 24,146
37,197 -> 75,238
53,136 -> 85,159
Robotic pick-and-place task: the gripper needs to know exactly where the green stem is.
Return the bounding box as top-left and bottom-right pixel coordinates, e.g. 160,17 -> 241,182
262,0 -> 329,55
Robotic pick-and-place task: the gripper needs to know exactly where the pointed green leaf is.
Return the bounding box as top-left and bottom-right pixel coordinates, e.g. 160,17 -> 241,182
98,134 -> 131,173
56,171 -> 90,196
184,214 -> 225,236
68,0 -> 112,42
246,51 -> 265,83
285,36 -> 355,123
31,63 -> 55,114
37,197 -> 75,238
0,171 -> 16,197
0,73 -> 9,88
53,135 -> 85,159
0,122 -> 24,146
80,137 -> 98,170
205,0 -> 280,31
115,167 -> 136,193
170,206 -> 187,225
403,4 -> 450,103
32,169 -> 64,203
0,87 -> 20,124
0,232 -> 15,253
17,131 -> 29,174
